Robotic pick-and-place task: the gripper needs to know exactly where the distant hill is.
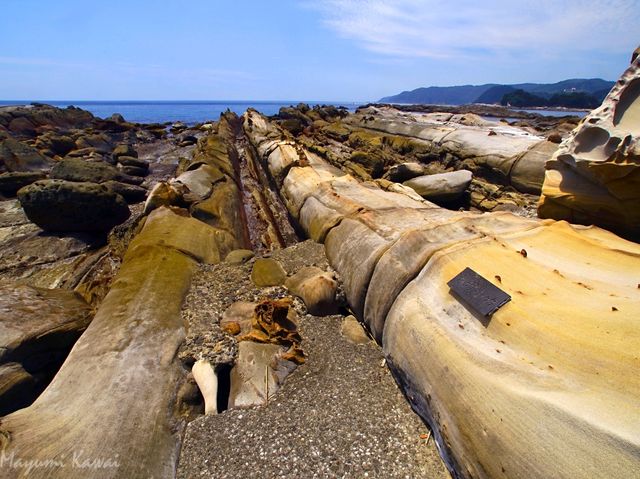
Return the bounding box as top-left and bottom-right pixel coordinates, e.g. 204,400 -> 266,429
380,79 -> 615,105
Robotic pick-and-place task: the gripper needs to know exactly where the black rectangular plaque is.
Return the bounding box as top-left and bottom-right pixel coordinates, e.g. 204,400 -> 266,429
447,267 -> 511,317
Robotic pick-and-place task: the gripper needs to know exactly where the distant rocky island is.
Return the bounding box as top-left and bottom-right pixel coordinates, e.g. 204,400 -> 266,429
380,78 -> 614,107
0,47 -> 639,479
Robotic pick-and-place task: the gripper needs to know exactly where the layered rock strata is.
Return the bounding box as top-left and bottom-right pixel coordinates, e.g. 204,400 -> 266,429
244,110 -> 640,479
0,125 -> 245,478
345,106 -> 557,194
538,54 -> 640,239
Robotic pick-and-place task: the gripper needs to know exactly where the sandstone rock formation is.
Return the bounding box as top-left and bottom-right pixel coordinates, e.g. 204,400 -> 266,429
345,106 -> 555,194
0,122 -> 245,478
244,110 -> 640,479
0,282 -> 92,416
538,54 -> 640,239
284,266 -> 339,316
403,170 -> 473,202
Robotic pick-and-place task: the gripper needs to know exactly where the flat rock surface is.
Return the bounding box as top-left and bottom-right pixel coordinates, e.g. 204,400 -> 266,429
178,241 -> 449,479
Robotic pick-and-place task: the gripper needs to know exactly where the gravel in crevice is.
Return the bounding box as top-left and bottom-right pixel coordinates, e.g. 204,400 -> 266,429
177,240 -> 450,479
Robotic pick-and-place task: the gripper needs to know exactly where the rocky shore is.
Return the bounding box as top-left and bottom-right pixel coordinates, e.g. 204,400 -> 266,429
0,49 -> 639,479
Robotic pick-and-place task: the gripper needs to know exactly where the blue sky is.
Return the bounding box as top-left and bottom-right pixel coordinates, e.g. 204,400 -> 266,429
1,0 -> 638,101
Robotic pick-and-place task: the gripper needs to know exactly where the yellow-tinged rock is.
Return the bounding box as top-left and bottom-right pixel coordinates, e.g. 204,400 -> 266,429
243,110 -> 640,479
539,51 -> 640,239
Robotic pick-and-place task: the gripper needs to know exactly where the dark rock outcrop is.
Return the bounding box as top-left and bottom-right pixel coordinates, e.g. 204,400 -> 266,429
0,137 -> 51,172
51,157 -> 142,185
18,179 -> 130,232
0,171 -> 46,196
0,104 -> 94,138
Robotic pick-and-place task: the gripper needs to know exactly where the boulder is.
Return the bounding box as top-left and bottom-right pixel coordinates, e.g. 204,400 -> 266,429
0,171 -> 46,196
75,133 -> 111,153
224,249 -> 255,264
0,137 -> 51,172
345,106 -> 545,191
118,155 -> 148,170
386,162 -> 426,182
34,134 -> 76,157
284,266 -> 339,316
340,315 -> 371,344
18,179 -> 130,232
51,157 -> 141,185
120,165 -> 148,177
538,53 -> 640,239
403,170 -> 473,202
509,140 -> 557,194
112,143 -> 138,159
251,258 -> 287,286
107,113 -> 126,123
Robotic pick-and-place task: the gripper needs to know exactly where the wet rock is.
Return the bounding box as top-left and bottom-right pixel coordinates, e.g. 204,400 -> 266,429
103,180 -> 147,203
385,162 -> 427,182
251,257 -> 287,286
18,179 -> 130,232
176,134 -> 197,147
403,170 -> 473,202
0,171 -> 46,196
341,315 -> 370,344
224,249 -> 255,264
284,266 -> 339,316
538,54 -> 640,239
0,137 -> 51,172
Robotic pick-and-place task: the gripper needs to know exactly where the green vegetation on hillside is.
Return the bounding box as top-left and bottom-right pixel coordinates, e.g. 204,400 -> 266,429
500,89 -> 601,109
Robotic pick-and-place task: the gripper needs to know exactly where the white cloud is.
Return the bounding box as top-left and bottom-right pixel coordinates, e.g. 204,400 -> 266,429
307,0 -> 640,59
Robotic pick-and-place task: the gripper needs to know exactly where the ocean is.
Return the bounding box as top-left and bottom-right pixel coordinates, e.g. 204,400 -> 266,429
0,100 -> 587,125
0,100 -> 363,125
